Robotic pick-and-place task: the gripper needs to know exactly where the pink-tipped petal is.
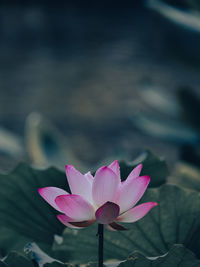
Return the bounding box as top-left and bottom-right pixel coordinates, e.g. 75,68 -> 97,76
38,187 -> 69,212
57,214 -> 82,229
117,202 -> 158,223
84,171 -> 94,184
65,165 -> 93,203
109,160 -> 120,181
116,175 -> 150,213
95,202 -> 120,224
123,164 -> 143,184
92,166 -> 119,206
55,194 -> 95,221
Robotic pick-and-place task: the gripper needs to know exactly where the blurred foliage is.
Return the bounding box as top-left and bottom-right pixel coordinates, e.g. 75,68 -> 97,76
185,0 -> 200,11
165,0 -> 200,11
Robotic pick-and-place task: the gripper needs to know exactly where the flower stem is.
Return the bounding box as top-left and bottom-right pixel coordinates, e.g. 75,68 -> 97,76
98,224 -> 104,267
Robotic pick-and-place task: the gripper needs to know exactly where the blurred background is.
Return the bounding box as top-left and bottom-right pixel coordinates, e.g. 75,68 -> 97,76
0,0 -> 200,172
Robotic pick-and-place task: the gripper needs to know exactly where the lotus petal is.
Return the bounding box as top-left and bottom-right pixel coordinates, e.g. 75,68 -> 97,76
95,202 -> 120,224
66,165 -> 93,203
38,187 -> 69,212
84,171 -> 94,184
55,194 -> 95,221
109,160 -> 120,181
117,202 -> 158,222
116,176 -> 150,213
124,163 -> 143,183
92,166 -> 119,207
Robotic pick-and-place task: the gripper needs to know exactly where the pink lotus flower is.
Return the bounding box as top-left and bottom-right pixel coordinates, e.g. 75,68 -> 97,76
38,161 -> 158,230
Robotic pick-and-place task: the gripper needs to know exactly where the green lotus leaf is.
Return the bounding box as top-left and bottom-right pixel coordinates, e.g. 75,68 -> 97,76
0,228 -> 29,257
3,251 -> 35,267
169,162 -> 200,191
53,185 -> 200,263
0,249 -> 69,267
111,245 -> 200,267
85,245 -> 200,267
0,163 -> 68,246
